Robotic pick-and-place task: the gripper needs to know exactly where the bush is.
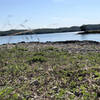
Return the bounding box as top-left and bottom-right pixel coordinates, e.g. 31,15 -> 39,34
31,55 -> 47,63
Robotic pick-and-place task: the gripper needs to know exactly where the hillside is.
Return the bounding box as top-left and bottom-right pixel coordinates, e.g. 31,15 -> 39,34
0,26 -> 81,36
1,24 -> 100,36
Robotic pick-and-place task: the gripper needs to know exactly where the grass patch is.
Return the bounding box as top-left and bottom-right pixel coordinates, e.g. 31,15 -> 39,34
0,45 -> 100,100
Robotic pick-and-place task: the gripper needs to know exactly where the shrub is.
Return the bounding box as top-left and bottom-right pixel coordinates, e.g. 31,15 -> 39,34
31,55 -> 47,63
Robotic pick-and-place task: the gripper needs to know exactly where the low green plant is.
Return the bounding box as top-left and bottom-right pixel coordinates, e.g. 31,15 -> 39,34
31,55 -> 47,62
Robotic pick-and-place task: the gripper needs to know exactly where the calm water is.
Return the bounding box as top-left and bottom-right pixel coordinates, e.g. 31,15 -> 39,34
0,32 -> 100,45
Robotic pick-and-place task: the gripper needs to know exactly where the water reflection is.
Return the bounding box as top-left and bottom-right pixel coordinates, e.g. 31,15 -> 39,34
0,32 -> 100,45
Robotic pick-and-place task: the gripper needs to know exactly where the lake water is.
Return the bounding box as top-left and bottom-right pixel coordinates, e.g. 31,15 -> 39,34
0,32 -> 100,45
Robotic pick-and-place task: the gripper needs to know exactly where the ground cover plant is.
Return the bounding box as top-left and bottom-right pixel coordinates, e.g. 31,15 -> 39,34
0,43 -> 100,100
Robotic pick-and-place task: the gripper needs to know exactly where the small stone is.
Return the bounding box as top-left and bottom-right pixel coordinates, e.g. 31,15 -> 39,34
19,76 -> 27,81
52,86 -> 59,92
30,80 -> 40,86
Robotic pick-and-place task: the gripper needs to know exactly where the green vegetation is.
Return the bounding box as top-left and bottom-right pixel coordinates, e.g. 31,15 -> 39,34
0,45 -> 100,100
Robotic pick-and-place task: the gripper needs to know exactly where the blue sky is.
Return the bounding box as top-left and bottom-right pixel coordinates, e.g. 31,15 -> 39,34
0,0 -> 100,30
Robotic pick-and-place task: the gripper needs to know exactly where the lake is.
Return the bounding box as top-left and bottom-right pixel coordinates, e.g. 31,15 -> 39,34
0,32 -> 100,45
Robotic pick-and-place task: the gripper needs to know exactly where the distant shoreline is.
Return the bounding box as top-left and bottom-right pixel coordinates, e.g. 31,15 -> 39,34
0,26 -> 80,36
1,24 -> 100,36
78,30 -> 100,34
1,40 -> 100,46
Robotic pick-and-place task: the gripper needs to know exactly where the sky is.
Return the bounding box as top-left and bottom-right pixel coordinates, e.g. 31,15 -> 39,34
0,0 -> 100,30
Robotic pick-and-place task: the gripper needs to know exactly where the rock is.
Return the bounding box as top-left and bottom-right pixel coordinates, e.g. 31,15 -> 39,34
19,76 -> 27,81
30,80 -> 40,86
52,86 -> 59,92
0,78 -> 5,86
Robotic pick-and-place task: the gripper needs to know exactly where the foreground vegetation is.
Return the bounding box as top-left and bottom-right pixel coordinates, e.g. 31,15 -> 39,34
0,43 -> 100,100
